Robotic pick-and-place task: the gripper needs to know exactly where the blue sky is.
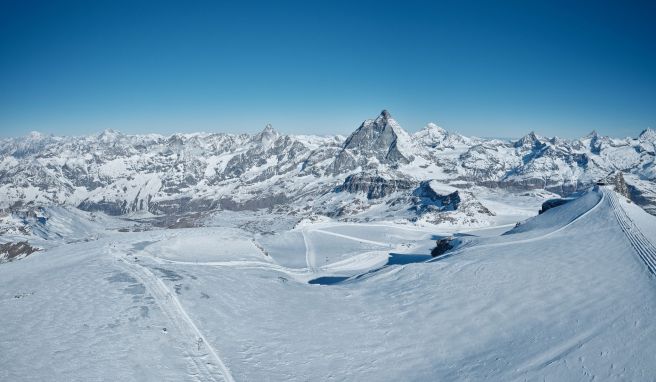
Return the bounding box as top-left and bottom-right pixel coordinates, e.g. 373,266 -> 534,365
1,0 -> 654,138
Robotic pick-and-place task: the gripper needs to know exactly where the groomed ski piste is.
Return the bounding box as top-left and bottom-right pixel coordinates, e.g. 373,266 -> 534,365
2,187 -> 656,381
605,188 -> 656,275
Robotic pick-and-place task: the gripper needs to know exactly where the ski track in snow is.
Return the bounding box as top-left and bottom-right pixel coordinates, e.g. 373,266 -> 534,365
144,256 -> 312,277
311,228 -> 391,247
605,188 -> 656,276
109,247 -> 235,382
301,229 -> 316,272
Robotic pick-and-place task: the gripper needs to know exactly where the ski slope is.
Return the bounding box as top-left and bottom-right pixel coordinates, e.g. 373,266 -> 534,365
111,247 -> 235,382
1,188 -> 656,381
605,188 -> 656,275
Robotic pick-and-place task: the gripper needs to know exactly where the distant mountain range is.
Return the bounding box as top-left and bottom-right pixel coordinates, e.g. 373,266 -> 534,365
1,110 -> 655,220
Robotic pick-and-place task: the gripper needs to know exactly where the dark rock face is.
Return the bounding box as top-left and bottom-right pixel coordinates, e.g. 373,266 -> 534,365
78,199 -> 129,215
336,173 -> 413,199
411,182 -> 461,212
613,172 -> 630,199
514,131 -> 542,149
0,241 -> 40,263
539,198 -> 572,214
218,194 -> 290,211
329,110 -> 412,173
431,237 -> 454,257
627,183 -> 656,216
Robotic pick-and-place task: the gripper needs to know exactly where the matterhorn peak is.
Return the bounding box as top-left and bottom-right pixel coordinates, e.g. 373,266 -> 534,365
343,110 -> 410,149
328,110 -> 413,174
372,109 -> 410,138
368,110 -> 395,131
376,109 -> 392,121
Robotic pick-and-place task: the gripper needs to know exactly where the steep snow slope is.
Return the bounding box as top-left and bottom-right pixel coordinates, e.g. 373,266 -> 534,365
2,188 -> 655,381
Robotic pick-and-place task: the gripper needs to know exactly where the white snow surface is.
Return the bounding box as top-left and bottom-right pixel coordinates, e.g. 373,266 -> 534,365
2,187 -> 656,381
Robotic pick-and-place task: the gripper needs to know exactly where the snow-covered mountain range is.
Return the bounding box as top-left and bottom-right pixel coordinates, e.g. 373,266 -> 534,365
2,112 -> 656,381
1,110 -> 654,220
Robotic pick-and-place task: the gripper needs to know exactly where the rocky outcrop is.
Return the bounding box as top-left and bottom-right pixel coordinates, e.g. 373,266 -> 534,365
0,241 -> 40,263
627,181 -> 656,216
335,173 -> 413,199
613,172 -> 630,199
404,181 -> 493,225
411,182 -> 462,212
431,237 -> 455,257
539,198 -> 572,214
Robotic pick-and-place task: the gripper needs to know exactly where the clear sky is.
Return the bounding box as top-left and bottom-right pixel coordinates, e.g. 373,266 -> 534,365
1,0 -> 654,138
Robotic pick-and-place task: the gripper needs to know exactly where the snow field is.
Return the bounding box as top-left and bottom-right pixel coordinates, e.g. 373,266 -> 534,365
2,188 -> 656,380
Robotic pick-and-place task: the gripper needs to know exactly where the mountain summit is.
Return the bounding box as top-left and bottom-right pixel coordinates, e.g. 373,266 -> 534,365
330,110 -> 413,173
254,123 -> 279,149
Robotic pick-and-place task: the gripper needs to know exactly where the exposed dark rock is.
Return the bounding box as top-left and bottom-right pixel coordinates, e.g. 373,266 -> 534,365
627,183 -> 656,216
539,198 -> 572,214
218,194 -> 290,211
78,199 -> 127,215
335,173 -> 413,199
411,182 -> 461,212
329,110 -> 412,173
613,172 -> 630,199
431,237 -> 454,257
0,241 -> 40,263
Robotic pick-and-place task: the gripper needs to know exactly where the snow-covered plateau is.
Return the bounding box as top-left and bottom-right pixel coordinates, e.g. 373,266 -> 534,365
1,111 -> 656,381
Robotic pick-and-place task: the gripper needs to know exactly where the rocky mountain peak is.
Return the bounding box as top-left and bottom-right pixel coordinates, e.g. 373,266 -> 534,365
374,109 -> 392,123
329,110 -> 413,173
424,122 -> 447,134
414,123 -> 448,142
27,131 -> 44,140
584,130 -> 599,139
97,129 -> 124,144
254,123 -> 279,148
582,130 -> 607,154
343,110 -> 409,149
514,131 -> 543,149
639,128 -> 656,142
